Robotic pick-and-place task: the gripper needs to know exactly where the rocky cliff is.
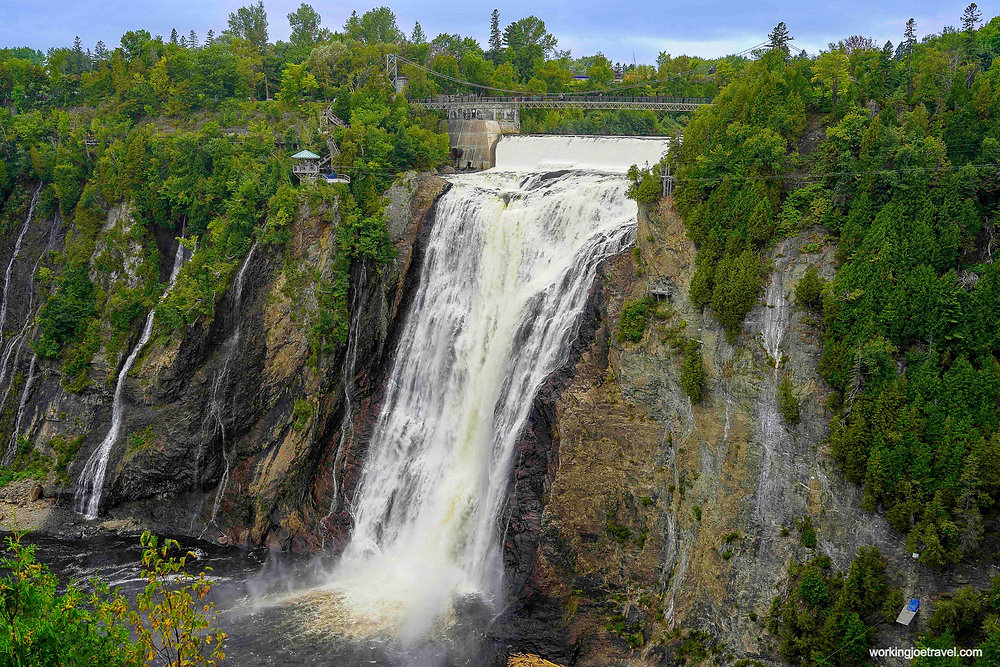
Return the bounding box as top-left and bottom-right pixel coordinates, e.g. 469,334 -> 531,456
0,172 -> 449,551
501,199 -> 991,664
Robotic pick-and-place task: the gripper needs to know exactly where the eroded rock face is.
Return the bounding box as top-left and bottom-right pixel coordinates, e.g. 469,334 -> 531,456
2,172 -> 449,549
502,200 -> 990,663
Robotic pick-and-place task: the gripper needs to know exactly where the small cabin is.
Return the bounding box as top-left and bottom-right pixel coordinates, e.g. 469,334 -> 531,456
292,150 -> 322,182
895,598 -> 920,626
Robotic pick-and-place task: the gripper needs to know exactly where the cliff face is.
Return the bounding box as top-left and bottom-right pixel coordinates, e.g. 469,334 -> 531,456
0,172 -> 449,550
505,199 -> 990,663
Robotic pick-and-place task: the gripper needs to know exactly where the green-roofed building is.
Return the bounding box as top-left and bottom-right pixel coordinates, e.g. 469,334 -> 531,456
292,150 -> 322,182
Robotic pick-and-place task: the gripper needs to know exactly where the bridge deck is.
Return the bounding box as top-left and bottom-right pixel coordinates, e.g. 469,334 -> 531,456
413,95 -> 711,112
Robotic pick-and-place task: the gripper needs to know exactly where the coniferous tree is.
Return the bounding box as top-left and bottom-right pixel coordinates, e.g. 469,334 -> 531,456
170,28 -> 179,44
179,35 -> 187,48
205,29 -> 214,45
188,29 -> 199,49
961,3 -> 981,32
489,9 -> 502,53
904,18 -> 917,49
71,35 -> 85,74
94,40 -> 107,62
768,22 -> 793,54
410,21 -> 426,44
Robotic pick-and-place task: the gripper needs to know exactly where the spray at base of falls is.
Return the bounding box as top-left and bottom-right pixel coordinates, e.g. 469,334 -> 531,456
206,241 -> 258,528
75,240 -> 189,519
322,135 -> 667,639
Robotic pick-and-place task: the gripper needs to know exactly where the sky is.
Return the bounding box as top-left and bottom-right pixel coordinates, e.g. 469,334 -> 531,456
2,0 -> 999,64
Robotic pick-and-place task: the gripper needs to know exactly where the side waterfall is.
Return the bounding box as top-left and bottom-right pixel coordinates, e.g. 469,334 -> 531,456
0,185 -> 40,337
329,135 -> 668,635
207,241 -> 258,526
75,240 -> 188,519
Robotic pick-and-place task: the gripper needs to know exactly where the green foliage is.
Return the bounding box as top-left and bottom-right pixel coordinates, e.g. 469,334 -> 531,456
0,530 -> 143,666
794,266 -> 825,310
130,532 -> 226,665
617,296 -> 654,343
49,435 -> 85,485
0,437 -> 50,488
771,548 -> 896,666
33,264 -> 96,359
675,50 -> 810,337
126,425 -> 156,454
778,374 -> 800,425
798,516 -> 817,549
292,398 -> 313,432
681,339 -> 705,401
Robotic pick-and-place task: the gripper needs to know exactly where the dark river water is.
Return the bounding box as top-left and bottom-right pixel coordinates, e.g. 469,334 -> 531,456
4,532 -> 504,666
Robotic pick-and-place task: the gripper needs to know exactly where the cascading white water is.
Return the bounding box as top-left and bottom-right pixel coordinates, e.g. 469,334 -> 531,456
75,240 -> 188,519
326,135 -> 667,637
0,186 -> 40,338
207,241 -> 258,526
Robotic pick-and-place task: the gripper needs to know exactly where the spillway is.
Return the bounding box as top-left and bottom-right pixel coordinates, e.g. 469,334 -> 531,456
326,134 -> 670,637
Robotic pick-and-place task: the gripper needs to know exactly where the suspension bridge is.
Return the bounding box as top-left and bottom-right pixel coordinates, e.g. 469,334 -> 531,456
385,54 -> 714,169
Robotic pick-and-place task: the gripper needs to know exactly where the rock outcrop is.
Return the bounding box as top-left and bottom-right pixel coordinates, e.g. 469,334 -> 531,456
0,172 -> 449,550
502,199 -> 990,663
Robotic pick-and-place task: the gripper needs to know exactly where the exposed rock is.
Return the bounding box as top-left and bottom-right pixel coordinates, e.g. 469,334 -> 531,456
503,199 -> 991,662
0,172 -> 449,552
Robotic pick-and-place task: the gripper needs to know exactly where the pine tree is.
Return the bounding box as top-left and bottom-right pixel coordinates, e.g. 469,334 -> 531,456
904,18 -> 917,49
170,28 -> 179,45
410,21 -> 426,44
489,9 -> 502,53
71,35 -> 85,74
206,29 -> 215,45
961,3 -> 981,32
94,40 -> 108,62
188,30 -> 199,49
768,22 -> 793,55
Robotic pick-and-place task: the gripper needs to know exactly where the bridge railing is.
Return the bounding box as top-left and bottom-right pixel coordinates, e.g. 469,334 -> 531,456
409,94 -> 713,106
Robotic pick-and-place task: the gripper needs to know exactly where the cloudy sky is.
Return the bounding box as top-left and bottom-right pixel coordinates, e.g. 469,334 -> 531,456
2,1 -> 997,62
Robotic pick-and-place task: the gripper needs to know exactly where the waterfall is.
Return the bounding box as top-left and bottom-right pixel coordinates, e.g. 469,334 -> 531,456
327,135 -> 665,636
207,241 -> 258,526
75,240 -> 188,519
0,186 -> 40,337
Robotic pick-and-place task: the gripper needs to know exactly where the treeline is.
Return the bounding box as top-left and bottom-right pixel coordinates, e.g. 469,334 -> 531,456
672,7 -> 1000,569
0,4 -> 717,136
0,3 -> 451,394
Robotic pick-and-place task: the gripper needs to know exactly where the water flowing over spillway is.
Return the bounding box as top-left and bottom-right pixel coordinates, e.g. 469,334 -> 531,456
76,240 -> 188,519
325,135 -> 669,637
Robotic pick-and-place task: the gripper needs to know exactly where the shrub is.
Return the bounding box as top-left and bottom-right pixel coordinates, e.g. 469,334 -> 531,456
798,567 -> 829,606
794,265 -> 824,310
617,296 -> 654,343
0,529 -> 143,666
130,532 -> 227,666
778,375 -> 800,425
681,339 -> 705,401
798,516 -> 817,548
33,263 -> 97,359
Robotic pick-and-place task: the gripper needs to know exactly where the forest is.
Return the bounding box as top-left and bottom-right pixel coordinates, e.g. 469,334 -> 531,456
3,1 -> 1000,664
